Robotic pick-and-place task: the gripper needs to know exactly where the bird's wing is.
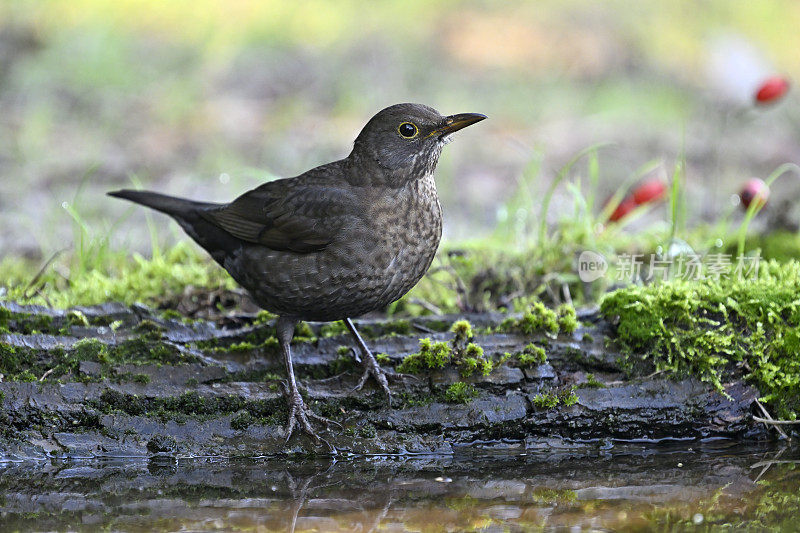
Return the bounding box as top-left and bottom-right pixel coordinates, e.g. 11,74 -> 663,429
201,177 -> 356,253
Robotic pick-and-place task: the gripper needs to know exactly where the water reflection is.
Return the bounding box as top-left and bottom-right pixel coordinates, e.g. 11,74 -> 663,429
0,442 -> 797,531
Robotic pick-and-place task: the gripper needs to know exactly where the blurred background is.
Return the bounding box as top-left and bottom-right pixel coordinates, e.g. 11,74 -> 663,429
1,0 -> 799,261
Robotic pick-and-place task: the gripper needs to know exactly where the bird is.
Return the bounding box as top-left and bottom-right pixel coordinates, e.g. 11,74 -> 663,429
109,103 -> 486,444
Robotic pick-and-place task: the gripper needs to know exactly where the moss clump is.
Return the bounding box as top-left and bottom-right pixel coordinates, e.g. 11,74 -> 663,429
517,343 -> 547,366
134,319 -> 164,334
500,301 -> 578,337
319,321 -> 348,337
160,309 -> 183,321
444,382 -> 478,403
600,259 -> 800,419
562,387 -> 579,406
14,370 -> 38,382
397,338 -> 452,373
449,320 -> 495,377
0,342 -> 33,377
532,386 -> 578,409
230,411 -> 255,431
450,319 -> 473,340
532,391 -> 559,409
556,304 -> 578,334
0,311 -> 57,335
252,310 -> 276,325
72,338 -> 109,363
581,373 -> 605,389
336,345 -> 351,357
293,321 -> 315,341
397,323 -> 496,377
66,310 -> 90,327
459,343 -> 492,377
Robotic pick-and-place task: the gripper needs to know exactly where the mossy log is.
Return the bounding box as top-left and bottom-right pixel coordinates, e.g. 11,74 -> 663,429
0,301 -> 766,459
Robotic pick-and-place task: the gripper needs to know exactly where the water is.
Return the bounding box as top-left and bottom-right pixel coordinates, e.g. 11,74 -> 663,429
1,442 -> 797,532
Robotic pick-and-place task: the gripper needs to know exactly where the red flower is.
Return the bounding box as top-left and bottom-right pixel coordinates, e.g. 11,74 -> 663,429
631,178 -> 667,205
609,196 -> 636,222
755,76 -> 789,105
739,178 -> 769,210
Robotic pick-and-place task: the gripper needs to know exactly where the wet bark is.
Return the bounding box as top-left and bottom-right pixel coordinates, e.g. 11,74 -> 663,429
0,301 -> 765,459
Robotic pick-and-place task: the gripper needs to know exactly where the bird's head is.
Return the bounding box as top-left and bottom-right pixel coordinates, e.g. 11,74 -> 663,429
351,103 -> 486,184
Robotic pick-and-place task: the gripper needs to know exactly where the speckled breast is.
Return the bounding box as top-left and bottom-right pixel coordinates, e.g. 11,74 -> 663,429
236,176 -> 443,322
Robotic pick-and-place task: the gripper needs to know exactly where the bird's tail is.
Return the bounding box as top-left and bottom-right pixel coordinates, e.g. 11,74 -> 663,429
108,189 -> 239,267
107,189 -> 220,217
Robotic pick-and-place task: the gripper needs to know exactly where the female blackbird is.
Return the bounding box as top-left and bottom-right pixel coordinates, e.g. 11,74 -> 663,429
109,103 -> 486,444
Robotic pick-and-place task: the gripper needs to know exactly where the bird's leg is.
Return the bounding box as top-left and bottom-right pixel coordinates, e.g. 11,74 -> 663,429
276,316 -> 339,446
344,318 -> 392,403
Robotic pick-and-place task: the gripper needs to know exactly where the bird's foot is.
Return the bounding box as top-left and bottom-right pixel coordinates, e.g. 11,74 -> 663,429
282,384 -> 341,449
354,351 -> 392,405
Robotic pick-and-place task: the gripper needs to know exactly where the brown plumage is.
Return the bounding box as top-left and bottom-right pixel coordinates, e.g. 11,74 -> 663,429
109,103 -> 486,445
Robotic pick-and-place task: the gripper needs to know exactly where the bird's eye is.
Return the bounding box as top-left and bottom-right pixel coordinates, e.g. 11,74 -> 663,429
397,122 -> 419,139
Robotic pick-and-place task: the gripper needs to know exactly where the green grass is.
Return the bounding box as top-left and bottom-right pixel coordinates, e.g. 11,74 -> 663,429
0,242 -> 235,308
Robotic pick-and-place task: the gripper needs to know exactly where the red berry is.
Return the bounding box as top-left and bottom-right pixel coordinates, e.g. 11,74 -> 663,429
739,178 -> 769,210
609,196 -> 636,222
755,76 -> 789,104
631,179 -> 667,205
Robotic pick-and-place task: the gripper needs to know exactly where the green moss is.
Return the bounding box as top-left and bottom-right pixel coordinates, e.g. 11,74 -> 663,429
230,411 -> 254,431
532,391 -> 559,409
92,389 -> 288,425
14,369 -> 38,382
0,342 -> 29,376
582,373 -> 605,389
72,338 -> 108,362
0,312 -> 58,335
460,357 -> 478,377
252,310 -> 276,325
557,304 -> 578,334
600,260 -> 800,419
160,309 -> 183,321
66,310 -> 89,327
397,338 -> 452,373
561,387 -> 579,406
518,343 -> 547,366
319,321 -> 348,337
134,319 -> 164,334
477,358 -> 493,376
450,319 -> 473,340
500,301 -> 578,338
375,352 -> 390,364
444,381 -> 478,403
293,321 -> 315,340
531,488 -> 578,503
336,345 -> 351,356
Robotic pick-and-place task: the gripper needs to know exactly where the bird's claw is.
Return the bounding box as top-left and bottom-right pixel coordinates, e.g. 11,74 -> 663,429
282,385 -> 342,448
353,356 -> 392,406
